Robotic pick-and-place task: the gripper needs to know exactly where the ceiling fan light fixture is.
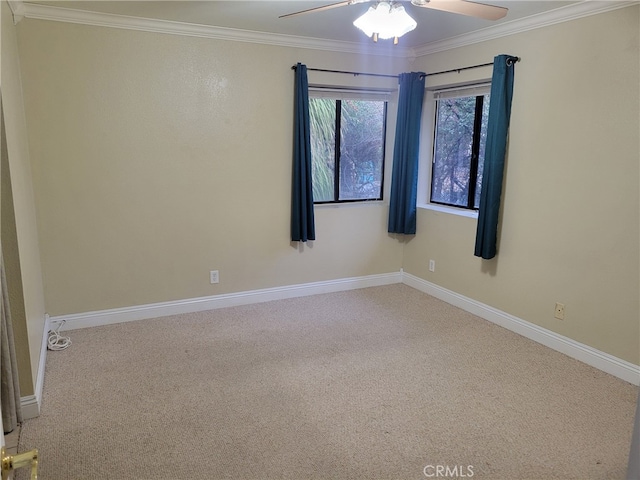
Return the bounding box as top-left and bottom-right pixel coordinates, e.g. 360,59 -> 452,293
353,1 -> 417,42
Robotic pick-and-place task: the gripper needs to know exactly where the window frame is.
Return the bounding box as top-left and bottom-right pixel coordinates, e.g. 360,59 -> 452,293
309,86 -> 390,205
418,81 -> 492,217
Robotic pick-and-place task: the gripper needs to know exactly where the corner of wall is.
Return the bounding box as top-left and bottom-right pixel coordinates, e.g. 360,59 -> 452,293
3,0 -> 49,410
20,313 -> 49,420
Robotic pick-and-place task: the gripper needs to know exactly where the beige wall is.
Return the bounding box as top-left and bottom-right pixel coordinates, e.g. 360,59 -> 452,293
16,20 -> 409,315
9,4 -> 640,375
405,5 -> 640,365
1,0 -> 46,395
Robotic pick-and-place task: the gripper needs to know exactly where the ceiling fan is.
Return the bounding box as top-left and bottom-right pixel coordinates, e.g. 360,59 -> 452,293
280,0 -> 508,43
280,0 -> 508,21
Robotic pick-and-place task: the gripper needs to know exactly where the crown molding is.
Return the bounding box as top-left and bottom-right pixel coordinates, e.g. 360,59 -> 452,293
13,0 -> 639,58
7,0 -> 25,24
413,0 -> 638,57
16,2 -> 414,58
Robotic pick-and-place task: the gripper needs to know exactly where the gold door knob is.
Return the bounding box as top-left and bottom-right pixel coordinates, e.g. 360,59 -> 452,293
1,446 -> 38,480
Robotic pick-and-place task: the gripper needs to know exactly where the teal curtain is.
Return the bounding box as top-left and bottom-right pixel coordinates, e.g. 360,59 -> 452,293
474,55 -> 516,259
388,72 -> 425,234
291,63 -> 315,242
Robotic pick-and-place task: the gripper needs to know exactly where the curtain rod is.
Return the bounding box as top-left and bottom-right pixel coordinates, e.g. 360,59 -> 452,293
424,56 -> 519,77
291,66 -> 398,79
291,56 -> 520,80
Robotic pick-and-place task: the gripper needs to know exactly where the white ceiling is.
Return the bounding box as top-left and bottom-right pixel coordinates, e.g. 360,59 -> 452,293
21,0 -> 589,49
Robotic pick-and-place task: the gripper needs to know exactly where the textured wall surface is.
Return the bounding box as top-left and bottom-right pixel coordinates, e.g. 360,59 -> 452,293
16,19 -> 408,315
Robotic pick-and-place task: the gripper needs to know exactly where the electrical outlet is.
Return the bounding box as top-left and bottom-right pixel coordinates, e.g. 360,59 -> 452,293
210,270 -> 219,284
554,302 -> 565,320
429,260 -> 435,272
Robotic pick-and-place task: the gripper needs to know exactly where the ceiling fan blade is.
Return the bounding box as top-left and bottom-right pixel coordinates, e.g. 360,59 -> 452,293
279,1 -> 354,18
413,0 -> 508,20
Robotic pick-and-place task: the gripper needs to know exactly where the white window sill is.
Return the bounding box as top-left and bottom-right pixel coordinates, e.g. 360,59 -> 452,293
418,203 -> 478,219
314,201 -> 386,209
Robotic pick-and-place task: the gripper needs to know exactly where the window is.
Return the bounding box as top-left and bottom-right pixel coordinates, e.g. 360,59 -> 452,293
430,84 -> 490,210
309,90 -> 387,203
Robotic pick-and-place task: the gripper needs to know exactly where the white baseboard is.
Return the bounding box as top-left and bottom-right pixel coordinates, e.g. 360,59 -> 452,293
20,395 -> 39,420
43,270 -> 639,393
36,315 -> 50,403
49,272 -> 403,331
402,272 -> 640,386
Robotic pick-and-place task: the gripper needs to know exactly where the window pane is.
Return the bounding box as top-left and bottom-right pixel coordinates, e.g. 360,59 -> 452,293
431,97 -> 476,207
338,100 -> 385,201
474,94 -> 490,209
310,98 -> 336,202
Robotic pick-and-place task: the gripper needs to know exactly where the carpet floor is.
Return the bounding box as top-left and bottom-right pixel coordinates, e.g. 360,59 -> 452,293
17,284 -> 639,479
